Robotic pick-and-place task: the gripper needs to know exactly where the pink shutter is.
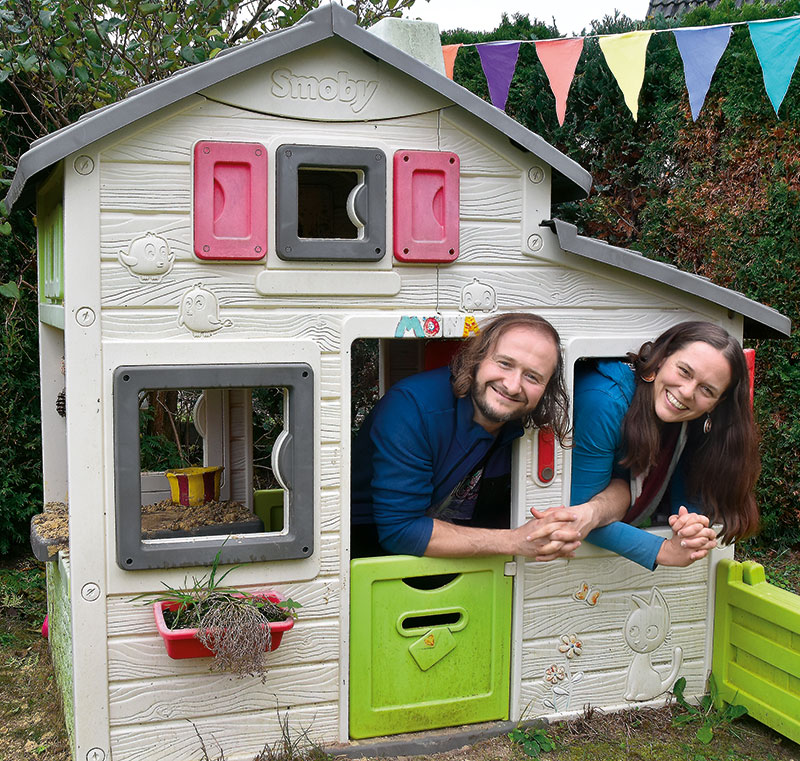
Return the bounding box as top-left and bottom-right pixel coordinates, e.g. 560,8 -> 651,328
194,141 -> 267,261
393,150 -> 459,263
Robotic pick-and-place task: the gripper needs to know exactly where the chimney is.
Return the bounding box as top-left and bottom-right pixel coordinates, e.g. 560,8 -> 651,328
368,17 -> 446,76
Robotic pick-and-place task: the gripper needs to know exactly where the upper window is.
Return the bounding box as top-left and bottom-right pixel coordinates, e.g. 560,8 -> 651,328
276,144 -> 386,261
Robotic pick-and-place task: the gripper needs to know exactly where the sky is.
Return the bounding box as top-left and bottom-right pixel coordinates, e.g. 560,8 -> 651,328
408,0 -> 651,36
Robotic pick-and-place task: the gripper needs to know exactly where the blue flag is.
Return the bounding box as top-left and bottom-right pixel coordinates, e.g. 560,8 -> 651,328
749,17 -> 800,116
673,25 -> 732,120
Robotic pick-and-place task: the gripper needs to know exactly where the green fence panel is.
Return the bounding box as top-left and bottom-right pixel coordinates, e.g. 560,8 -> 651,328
713,559 -> 800,744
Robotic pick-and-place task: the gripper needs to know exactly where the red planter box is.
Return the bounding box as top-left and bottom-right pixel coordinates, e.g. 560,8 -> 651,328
153,592 -> 294,660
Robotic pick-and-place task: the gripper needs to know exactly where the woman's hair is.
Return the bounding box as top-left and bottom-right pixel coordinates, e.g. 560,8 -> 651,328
621,321 -> 760,543
449,313 -> 571,443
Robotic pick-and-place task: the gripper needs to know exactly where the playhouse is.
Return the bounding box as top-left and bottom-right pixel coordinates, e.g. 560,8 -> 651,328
9,5 -> 791,760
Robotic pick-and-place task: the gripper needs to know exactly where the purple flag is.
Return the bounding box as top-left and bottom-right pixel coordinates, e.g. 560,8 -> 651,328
673,25 -> 732,121
476,42 -> 521,110
749,17 -> 800,116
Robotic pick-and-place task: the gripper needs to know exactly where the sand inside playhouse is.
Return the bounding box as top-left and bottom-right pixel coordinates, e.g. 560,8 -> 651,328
31,498 -> 255,555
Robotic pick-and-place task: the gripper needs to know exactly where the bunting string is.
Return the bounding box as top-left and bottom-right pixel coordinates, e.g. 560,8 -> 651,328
443,13 -> 800,120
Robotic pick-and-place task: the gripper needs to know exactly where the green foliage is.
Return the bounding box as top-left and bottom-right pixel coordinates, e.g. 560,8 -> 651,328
444,1 -> 800,548
509,725 -> 557,758
0,561 -> 46,644
0,207 -> 40,555
672,677 -> 748,745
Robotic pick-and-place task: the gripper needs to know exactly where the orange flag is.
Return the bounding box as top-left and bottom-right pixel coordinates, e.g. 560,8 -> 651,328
442,44 -> 462,80
535,38 -> 584,126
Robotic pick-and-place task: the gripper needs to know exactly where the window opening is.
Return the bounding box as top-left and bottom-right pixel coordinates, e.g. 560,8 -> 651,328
298,168 -> 362,239
350,338 -> 509,559
114,364 -> 313,569
572,356 -> 672,528
138,385 -> 286,541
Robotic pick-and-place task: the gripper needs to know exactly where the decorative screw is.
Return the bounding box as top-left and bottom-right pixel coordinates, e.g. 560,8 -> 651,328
81,583 -> 101,602
76,307 -> 96,327
202,245 -> 210,252
527,234 -> 543,252
202,146 -> 210,154
255,149 -> 263,156
284,246 -> 292,254
528,166 -> 544,184
254,246 -> 262,253
86,748 -> 106,761
375,153 -> 382,161
74,156 -> 95,175
284,149 -> 292,157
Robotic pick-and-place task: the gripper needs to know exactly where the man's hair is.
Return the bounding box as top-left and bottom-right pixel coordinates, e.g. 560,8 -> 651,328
449,313 -> 570,442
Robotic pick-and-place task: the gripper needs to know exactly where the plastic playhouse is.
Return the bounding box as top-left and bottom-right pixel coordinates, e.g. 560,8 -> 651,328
9,5 -> 793,761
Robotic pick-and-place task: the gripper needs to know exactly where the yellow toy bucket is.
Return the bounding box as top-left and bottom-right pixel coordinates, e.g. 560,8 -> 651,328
165,466 -> 223,506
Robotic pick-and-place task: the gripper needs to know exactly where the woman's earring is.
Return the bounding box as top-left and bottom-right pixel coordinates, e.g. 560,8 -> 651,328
704,414 -> 713,434
641,372 -> 655,382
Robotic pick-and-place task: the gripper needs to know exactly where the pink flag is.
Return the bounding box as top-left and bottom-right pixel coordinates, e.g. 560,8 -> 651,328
442,44 -> 462,80
535,38 -> 584,126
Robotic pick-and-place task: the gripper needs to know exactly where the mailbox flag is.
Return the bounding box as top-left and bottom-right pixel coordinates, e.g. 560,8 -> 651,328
749,17 -> 800,116
535,38 -> 584,125
599,30 -> 654,121
476,41 -> 521,110
673,25 -> 732,121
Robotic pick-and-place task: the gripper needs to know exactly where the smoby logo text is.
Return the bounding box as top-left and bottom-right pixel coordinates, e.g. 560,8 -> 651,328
270,68 -> 379,114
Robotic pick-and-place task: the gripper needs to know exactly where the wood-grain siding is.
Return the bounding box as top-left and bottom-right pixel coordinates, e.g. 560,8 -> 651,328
109,702 -> 338,761
107,619 -> 340,680
100,308 -> 703,343
100,100 -> 439,164
108,661 -> 338,725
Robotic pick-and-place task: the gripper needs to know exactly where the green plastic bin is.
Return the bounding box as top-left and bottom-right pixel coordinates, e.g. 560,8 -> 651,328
349,554 -> 513,739
254,489 -> 284,532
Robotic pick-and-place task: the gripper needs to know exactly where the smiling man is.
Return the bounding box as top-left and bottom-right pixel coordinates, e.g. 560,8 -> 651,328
351,313 -> 589,559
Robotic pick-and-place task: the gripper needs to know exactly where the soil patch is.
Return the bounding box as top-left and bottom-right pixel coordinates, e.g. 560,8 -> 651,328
140,498 -> 252,535
31,499 -> 256,552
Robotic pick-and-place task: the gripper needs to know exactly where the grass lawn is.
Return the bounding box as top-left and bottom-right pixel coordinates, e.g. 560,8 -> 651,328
1,545 -> 798,761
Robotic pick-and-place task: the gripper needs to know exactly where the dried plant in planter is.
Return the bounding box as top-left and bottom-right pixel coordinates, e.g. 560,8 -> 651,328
195,592 -> 290,679
138,544 -> 300,682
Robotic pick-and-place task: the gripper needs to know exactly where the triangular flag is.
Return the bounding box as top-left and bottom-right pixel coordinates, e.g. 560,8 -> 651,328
598,30 -> 654,121
749,17 -> 800,116
535,38 -> 584,126
673,26 -> 732,121
476,41 -> 521,110
442,44 -> 462,80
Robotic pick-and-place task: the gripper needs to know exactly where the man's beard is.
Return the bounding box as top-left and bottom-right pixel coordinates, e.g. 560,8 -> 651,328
471,383 -> 527,425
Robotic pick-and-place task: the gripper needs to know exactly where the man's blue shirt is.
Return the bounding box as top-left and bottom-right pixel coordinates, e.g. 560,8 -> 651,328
351,366 -> 523,555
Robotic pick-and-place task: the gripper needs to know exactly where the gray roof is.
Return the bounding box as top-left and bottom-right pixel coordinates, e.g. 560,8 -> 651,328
552,219 -> 790,338
5,2 -> 591,211
647,0 -> 782,18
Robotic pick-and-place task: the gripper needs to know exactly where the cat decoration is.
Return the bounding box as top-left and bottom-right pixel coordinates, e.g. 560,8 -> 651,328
622,587 -> 683,702
118,233 -> 174,282
177,284 -> 232,337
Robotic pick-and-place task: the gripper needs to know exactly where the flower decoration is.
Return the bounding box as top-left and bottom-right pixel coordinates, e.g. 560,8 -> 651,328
544,664 -> 566,684
558,633 -> 582,659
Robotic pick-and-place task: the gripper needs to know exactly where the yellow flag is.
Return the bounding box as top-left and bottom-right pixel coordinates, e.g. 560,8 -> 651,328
598,31 -> 654,121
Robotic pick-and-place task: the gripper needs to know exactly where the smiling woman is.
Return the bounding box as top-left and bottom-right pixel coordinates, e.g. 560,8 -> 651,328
571,322 -> 760,570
